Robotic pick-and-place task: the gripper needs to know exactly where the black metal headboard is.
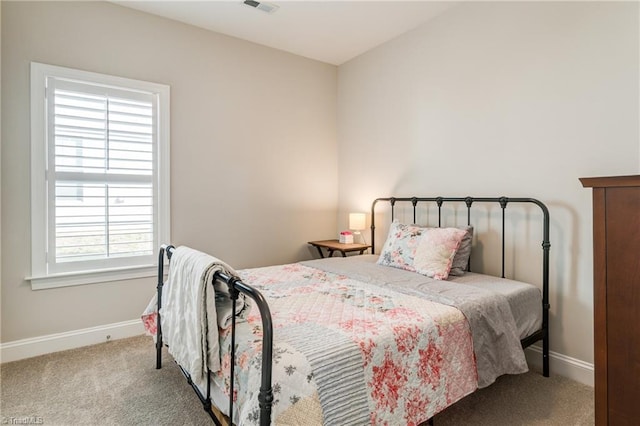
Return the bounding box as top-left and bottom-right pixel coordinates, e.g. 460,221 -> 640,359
371,196 -> 550,278
370,196 -> 551,376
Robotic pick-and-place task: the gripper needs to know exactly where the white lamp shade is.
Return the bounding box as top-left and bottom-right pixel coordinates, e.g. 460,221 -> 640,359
349,213 -> 366,231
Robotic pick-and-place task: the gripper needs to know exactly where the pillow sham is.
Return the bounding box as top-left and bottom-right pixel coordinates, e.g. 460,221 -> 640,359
449,225 -> 474,276
376,221 -> 424,273
413,227 -> 468,279
377,221 -> 467,280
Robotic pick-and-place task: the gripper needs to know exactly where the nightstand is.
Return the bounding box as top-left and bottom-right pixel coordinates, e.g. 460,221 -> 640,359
308,239 -> 371,258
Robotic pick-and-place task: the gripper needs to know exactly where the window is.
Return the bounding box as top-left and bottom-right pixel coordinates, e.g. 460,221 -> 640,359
29,63 -> 170,289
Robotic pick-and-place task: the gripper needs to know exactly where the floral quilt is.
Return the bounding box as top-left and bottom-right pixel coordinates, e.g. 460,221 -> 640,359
209,263 -> 478,425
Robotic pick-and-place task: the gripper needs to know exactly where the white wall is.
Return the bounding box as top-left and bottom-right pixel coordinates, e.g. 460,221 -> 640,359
338,1 -> 639,371
1,1 -> 338,344
0,2 -> 3,343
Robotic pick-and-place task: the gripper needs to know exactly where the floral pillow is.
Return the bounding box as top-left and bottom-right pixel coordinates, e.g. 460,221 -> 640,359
377,221 -> 467,280
376,221 -> 425,273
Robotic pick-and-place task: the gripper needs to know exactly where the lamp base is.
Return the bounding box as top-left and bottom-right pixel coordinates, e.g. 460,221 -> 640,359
353,231 -> 366,245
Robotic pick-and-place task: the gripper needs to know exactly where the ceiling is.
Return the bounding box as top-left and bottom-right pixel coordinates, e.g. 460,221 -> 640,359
113,1 -> 457,65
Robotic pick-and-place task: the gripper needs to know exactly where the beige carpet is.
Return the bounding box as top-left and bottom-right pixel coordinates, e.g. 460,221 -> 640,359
1,335 -> 593,425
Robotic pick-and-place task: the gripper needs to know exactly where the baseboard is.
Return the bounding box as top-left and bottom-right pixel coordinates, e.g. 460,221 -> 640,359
0,319 -> 145,363
525,345 -> 594,387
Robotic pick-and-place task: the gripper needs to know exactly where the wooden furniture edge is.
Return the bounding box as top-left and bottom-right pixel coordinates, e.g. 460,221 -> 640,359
580,175 -> 640,188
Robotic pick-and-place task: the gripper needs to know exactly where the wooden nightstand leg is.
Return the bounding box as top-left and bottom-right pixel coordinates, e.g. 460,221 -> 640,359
327,249 -> 335,257
315,246 -> 325,258
340,251 -> 346,257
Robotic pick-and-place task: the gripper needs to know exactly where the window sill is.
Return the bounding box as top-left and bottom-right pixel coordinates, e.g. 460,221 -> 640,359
26,264 -> 164,290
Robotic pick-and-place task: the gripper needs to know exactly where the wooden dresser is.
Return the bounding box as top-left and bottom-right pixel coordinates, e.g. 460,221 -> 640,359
580,175 -> 640,426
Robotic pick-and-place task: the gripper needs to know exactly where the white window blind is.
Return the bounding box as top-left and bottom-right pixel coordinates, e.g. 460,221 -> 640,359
30,63 -> 170,289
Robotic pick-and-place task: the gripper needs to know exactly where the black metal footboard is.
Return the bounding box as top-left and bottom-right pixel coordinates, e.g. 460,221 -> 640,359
371,196 -> 551,377
155,244 -> 274,426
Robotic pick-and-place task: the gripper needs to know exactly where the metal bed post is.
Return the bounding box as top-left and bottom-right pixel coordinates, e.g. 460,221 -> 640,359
538,201 -> 551,378
156,244 -> 174,369
465,197 -> 473,272
155,245 -> 274,425
228,277 -> 239,425
412,197 -> 418,223
499,197 -> 508,279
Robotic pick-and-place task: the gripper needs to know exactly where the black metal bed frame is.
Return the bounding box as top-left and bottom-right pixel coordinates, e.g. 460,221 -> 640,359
153,195 -> 550,426
370,196 -> 550,377
155,244 -> 274,426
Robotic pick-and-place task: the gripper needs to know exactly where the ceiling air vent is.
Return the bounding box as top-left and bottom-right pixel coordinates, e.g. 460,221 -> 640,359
243,0 -> 279,14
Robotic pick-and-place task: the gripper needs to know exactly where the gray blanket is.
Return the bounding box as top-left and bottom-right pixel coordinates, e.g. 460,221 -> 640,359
301,255 -> 528,388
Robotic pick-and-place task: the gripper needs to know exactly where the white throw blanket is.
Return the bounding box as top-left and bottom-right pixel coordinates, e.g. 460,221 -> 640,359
159,246 -> 251,388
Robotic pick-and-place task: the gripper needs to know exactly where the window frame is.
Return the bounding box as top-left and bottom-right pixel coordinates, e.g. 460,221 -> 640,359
29,62 -> 170,290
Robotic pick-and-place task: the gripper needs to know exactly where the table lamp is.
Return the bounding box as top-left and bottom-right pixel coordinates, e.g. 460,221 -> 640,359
349,213 -> 367,244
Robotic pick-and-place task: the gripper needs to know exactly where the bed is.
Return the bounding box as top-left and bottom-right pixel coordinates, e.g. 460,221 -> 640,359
143,196 -> 550,426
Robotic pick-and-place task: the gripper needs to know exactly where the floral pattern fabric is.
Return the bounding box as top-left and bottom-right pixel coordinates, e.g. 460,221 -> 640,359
213,263 -> 478,425
377,221 -> 467,280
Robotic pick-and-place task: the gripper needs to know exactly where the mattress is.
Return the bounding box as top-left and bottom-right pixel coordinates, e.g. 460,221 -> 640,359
448,271 -> 543,340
